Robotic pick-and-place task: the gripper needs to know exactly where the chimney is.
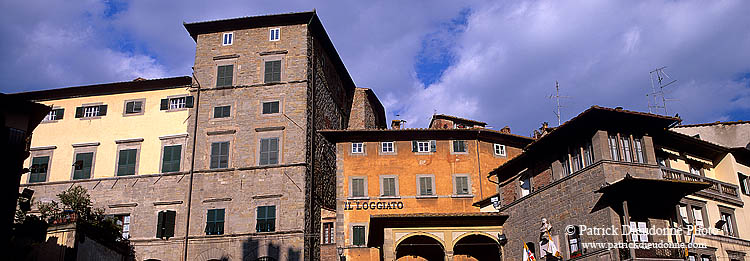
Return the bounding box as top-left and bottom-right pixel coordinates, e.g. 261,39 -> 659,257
500,126 -> 511,134
391,120 -> 401,130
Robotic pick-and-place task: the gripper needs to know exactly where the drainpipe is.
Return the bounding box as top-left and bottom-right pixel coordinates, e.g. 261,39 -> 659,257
475,135 -> 483,200
183,70 -> 201,261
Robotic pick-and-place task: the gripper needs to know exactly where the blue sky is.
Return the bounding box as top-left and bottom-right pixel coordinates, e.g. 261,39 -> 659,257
1,0 -> 749,136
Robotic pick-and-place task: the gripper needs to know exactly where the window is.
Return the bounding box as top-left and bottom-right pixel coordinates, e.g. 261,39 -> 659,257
117,149 -> 137,176
351,142 -> 364,154
688,254 -> 697,261
584,141 -> 594,166
412,140 -> 435,153
454,175 -> 470,195
161,145 -> 182,173
350,177 -> 366,198
620,136 -> 633,162
222,32 -> 233,45
678,205 -> 689,226
75,105 -> 107,118
125,100 -> 143,114
692,206 -> 705,227
352,225 -> 365,246
520,175 -> 531,197
690,164 -> 702,176
322,222 -> 334,244
262,101 -> 280,114
259,138 -> 279,165
608,134 -> 620,161
73,152 -> 94,179
657,156 -> 668,167
571,147 -> 583,172
210,142 -> 229,169
452,140 -> 467,153
561,155 -> 571,176
739,173 -> 749,196
44,108 -> 64,121
29,156 -> 50,183
720,212 -> 735,237
630,221 -> 649,242
701,255 -> 711,261
156,210 -> 176,239
381,176 -> 397,197
494,144 -> 506,156
256,206 -> 276,232
418,175 -> 434,196
160,96 -> 193,110
633,138 -> 645,163
381,142 -> 394,153
269,28 -> 280,41
264,60 -> 281,83
567,226 -> 582,258
213,106 -> 231,118
114,214 -> 130,239
216,65 -> 233,87
205,209 -> 225,235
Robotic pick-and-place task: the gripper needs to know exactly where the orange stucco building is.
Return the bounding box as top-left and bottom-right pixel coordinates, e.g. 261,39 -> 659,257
320,116 -> 533,261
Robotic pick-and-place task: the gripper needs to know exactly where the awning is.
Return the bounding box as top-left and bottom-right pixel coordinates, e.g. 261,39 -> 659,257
367,212 -> 508,247
592,174 -> 710,217
686,154 -> 713,166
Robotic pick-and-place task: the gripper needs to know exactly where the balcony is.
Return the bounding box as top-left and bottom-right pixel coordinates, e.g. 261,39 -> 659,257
661,167 -> 743,206
618,247 -> 684,260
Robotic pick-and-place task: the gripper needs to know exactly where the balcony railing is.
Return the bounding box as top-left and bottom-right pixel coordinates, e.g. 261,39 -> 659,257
661,167 -> 742,204
618,247 -> 684,260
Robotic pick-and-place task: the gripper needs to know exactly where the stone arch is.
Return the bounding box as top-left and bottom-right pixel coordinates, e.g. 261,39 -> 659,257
450,231 -> 499,248
195,248 -> 231,261
394,232 -> 445,247
395,233 -> 445,261
453,233 -> 501,261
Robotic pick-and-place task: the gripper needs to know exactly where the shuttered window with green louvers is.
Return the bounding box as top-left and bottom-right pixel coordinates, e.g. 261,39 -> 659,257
161,145 -> 182,173
264,60 -> 281,83
73,152 -> 94,180
117,149 -> 137,176
216,65 -> 233,87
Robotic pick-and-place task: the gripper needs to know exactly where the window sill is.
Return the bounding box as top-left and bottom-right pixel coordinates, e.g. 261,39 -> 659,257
166,108 -> 188,112
347,197 -> 370,200
494,154 -> 507,157
416,195 -> 437,199
79,116 -> 102,120
414,152 -> 434,155
451,152 -> 469,155
123,112 -> 145,117
451,194 -> 474,198
378,196 -> 401,200
41,120 -> 60,124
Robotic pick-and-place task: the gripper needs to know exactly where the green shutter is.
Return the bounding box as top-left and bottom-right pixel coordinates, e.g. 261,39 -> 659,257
157,211 -> 164,238
272,60 -> 281,81
126,101 -> 135,114
30,156 -> 49,183
162,145 -> 181,173
75,107 -> 84,118
117,149 -> 137,176
55,109 -> 64,120
264,61 -> 273,83
98,105 -> 107,116
430,140 -> 437,152
412,141 -> 418,152
160,99 -> 169,110
74,152 -> 93,179
185,96 -> 194,108
164,210 -> 175,238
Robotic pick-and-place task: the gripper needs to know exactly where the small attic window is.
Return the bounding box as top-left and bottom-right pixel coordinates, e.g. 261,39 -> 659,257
223,32 -> 233,45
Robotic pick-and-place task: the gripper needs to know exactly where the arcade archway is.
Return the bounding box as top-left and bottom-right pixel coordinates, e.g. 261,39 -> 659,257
396,235 -> 445,261
453,234 -> 501,261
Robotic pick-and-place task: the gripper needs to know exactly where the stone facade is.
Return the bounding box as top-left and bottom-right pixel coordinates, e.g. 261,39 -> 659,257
348,88 -> 386,130
17,11 -> 382,261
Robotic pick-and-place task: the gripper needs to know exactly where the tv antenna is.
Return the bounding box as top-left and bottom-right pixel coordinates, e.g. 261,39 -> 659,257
647,66 -> 678,115
548,81 -> 570,126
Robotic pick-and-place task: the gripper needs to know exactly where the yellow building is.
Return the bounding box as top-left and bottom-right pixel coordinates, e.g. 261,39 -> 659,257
320,119 -> 534,261
15,77 -> 192,183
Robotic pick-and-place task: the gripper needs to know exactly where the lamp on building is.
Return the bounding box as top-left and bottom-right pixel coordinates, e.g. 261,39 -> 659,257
336,246 -> 346,261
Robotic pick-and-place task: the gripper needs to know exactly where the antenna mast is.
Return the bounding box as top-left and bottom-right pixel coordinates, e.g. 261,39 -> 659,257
647,66 -> 677,115
549,81 -> 570,126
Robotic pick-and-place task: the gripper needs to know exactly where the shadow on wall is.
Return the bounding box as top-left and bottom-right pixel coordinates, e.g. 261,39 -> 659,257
241,236 -> 301,261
